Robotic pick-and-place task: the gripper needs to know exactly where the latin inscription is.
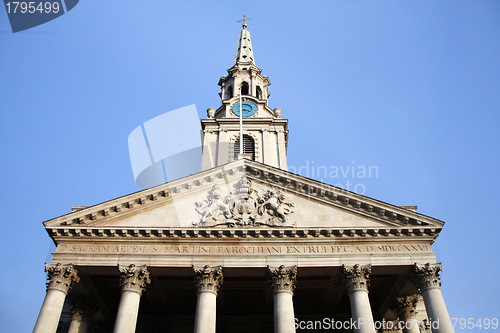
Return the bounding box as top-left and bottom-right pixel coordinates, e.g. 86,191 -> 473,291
57,243 -> 430,255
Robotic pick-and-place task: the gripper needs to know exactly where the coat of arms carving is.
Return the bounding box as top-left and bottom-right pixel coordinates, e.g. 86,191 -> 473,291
193,178 -> 294,227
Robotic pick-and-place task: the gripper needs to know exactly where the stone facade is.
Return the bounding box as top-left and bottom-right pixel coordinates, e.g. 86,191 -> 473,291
34,21 -> 454,333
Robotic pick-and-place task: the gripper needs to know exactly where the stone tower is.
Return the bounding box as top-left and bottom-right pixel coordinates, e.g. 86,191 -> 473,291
201,20 -> 288,171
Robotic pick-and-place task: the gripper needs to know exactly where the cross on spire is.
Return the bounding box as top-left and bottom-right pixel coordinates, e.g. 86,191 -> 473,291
237,15 -> 252,30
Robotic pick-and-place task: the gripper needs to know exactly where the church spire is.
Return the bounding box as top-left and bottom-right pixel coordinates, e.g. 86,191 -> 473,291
200,19 -> 288,171
235,15 -> 255,65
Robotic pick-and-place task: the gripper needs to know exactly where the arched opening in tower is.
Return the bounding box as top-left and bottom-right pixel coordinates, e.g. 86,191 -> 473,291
234,134 -> 255,160
241,81 -> 249,96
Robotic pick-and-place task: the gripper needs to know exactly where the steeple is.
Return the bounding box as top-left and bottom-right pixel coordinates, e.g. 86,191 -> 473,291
200,19 -> 289,171
215,19 -> 273,115
234,15 -> 255,65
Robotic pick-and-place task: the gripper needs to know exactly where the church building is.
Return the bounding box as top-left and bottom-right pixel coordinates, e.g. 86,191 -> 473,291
34,19 -> 454,333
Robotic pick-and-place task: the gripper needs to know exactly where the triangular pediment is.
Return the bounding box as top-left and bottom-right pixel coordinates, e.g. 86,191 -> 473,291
44,159 -> 443,238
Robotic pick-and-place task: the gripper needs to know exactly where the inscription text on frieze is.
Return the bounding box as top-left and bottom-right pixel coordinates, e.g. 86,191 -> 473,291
57,243 -> 430,255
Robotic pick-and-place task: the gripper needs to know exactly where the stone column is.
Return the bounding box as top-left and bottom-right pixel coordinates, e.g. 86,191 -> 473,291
33,263 -> 80,333
412,263 -> 454,333
261,128 -> 271,165
113,264 -> 150,333
201,129 -> 217,170
276,130 -> 288,170
217,129 -> 230,165
342,264 -> 376,333
68,310 -> 87,333
251,73 -> 257,96
67,297 -> 96,333
268,265 -> 297,333
193,265 -> 223,333
391,295 -> 421,333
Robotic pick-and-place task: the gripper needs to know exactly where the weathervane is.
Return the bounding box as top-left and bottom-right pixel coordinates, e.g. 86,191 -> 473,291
237,15 -> 252,29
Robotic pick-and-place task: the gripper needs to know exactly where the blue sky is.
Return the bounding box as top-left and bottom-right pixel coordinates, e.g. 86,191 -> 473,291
1,0 -> 499,331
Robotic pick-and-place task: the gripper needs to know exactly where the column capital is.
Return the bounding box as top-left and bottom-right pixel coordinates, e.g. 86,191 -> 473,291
342,264 -> 371,295
45,263 -> 80,295
267,265 -> 297,295
118,264 -> 150,295
411,263 -> 442,292
193,265 -> 223,295
391,294 -> 419,320
69,296 -> 97,322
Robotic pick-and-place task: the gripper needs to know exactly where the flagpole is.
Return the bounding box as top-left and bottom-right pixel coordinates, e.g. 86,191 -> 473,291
239,87 -> 243,156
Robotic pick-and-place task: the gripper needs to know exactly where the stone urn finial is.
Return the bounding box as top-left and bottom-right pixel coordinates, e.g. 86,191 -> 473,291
207,108 -> 216,118
274,108 -> 282,118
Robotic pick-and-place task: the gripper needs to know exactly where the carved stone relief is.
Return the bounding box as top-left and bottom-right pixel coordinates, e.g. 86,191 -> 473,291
193,265 -> 223,295
118,264 -> 151,295
268,265 -> 297,294
391,294 -> 419,320
193,177 -> 294,227
45,263 -> 80,294
411,263 -> 442,292
342,264 -> 371,295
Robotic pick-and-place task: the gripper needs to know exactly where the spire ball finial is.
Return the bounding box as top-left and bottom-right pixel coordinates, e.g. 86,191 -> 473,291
237,15 -> 252,30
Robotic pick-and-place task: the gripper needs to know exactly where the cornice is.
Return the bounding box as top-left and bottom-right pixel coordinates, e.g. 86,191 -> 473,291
47,226 -> 441,241
203,118 -> 288,127
225,63 -> 263,77
201,119 -> 288,133
202,118 -> 287,125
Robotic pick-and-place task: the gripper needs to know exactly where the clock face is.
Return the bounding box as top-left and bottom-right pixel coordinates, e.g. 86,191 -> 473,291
232,101 -> 257,117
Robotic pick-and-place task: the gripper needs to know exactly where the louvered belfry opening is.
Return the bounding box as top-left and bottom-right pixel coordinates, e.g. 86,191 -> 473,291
234,134 -> 255,160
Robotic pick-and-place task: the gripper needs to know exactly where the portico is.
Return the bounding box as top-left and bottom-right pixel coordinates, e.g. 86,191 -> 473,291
35,158 -> 453,332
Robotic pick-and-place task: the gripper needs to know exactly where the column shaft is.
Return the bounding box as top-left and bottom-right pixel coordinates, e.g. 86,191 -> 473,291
421,288 -> 454,333
276,130 -> 287,170
251,74 -> 256,96
33,289 -> 67,333
68,316 -> 88,333
194,292 -> 217,333
217,130 -> 230,165
261,129 -> 271,165
349,289 -> 376,333
274,291 -> 295,333
113,291 -> 141,333
402,318 -> 421,333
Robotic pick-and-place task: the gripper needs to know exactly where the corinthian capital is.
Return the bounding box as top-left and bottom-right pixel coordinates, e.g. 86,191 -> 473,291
69,296 -> 97,322
391,294 -> 419,320
268,265 -> 297,294
45,263 -> 80,294
119,264 -> 150,295
412,263 -> 442,292
193,265 -> 223,295
342,264 -> 371,294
